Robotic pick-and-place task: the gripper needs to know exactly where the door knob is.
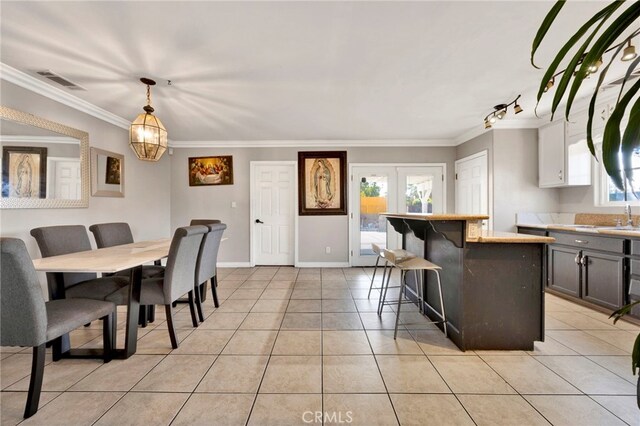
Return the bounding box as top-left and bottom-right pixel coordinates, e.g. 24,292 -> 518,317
255,219 -> 264,224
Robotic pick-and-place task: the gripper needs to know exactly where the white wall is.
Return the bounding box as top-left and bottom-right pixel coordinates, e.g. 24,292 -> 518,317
0,81 -> 172,261
170,145 -> 456,264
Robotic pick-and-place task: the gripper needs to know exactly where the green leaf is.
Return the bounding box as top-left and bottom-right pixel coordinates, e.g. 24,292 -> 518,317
610,300 -> 640,323
617,55 -> 640,105
531,0 -> 566,69
535,2 -> 622,106
632,333 -> 640,375
568,2 -> 640,116
602,77 -> 640,191
621,87 -> 640,190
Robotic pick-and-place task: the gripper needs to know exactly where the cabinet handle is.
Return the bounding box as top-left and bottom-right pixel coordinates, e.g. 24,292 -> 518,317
575,253 -> 581,265
580,255 -> 588,266
574,239 -> 589,244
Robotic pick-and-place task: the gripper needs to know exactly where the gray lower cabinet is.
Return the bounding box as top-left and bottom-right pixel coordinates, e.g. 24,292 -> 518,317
581,250 -> 624,310
548,245 -> 581,297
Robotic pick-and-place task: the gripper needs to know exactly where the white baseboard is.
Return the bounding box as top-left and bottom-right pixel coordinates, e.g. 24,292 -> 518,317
217,262 -> 252,268
295,262 -> 351,268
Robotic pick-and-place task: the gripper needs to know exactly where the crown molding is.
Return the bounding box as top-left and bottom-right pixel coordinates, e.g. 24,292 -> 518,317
169,138 -> 457,149
0,135 -> 80,145
0,62 -> 130,130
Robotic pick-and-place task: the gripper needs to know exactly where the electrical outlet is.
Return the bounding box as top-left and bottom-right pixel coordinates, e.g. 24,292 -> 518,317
325,246 -> 331,254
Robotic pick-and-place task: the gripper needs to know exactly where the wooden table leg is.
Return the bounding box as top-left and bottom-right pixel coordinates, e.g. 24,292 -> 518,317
122,265 -> 142,358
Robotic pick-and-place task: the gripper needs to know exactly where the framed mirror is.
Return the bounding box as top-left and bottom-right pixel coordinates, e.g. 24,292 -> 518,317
91,147 -> 124,197
0,106 -> 89,209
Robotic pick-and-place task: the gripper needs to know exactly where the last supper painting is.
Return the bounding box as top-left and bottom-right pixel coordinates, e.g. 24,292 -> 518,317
298,151 -> 347,215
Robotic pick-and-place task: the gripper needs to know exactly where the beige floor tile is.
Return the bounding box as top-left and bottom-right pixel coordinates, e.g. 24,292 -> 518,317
70,355 -> 164,391
590,395 -> 639,425
21,392 -> 122,426
526,336 -> 578,355
544,315 -> 575,330
281,313 -> 322,330
294,280 -> 321,289
323,355 -> 386,393
322,331 -> 372,355
359,312 -> 404,330
260,356 -> 322,393
429,356 -> 515,394
198,312 -> 247,330
248,394 -> 322,426
286,299 -> 322,313
534,356 -> 636,395
239,312 -> 285,330
584,330 -> 637,353
322,313 -> 364,330
376,355 -> 449,393
135,329 -> 192,354
366,330 -> 423,355
323,394 -> 398,426
545,330 -> 627,355
228,288 -> 264,300
272,331 -> 322,355
322,280 -> 350,290
215,299 -> 256,313
1,354 -> 42,390
391,394 -> 473,426
171,329 -> 234,355
267,280 -> 296,289
0,391 -> 59,426
7,358 -> 102,392
69,328 -> 104,347
525,395 -> 627,426
196,355 -> 269,393
133,354 -> 215,392
549,312 -> 616,330
322,299 -> 358,312
458,394 -> 550,426
259,289 -> 293,300
172,393 -> 254,426
481,355 -> 579,394
250,299 -> 289,312
323,289 -> 354,299
398,311 -> 439,330
587,355 -> 638,384
410,330 -> 468,355
290,289 -> 322,299
239,280 -> 270,289
354,298 -> 383,312
222,330 -> 277,355
0,346 -> 26,354
95,392 -> 189,426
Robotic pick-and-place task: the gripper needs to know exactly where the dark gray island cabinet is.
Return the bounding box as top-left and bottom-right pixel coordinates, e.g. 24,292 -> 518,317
383,214 -> 554,351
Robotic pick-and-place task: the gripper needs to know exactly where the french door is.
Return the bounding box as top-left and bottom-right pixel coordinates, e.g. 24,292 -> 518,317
350,164 -> 445,266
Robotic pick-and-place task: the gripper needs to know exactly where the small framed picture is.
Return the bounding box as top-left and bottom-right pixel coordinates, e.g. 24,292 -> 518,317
188,155 -> 234,186
298,151 -> 347,215
2,146 -> 47,198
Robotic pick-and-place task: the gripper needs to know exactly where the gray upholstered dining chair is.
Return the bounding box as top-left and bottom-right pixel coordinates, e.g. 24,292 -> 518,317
30,225 -> 130,302
1,238 -> 114,419
105,225 -> 207,348
192,222 -> 226,322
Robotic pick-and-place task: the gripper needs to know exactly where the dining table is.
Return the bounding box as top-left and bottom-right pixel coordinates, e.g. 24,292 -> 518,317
32,238 -> 171,359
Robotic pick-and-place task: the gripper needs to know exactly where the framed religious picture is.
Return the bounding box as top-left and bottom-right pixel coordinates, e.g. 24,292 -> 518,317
1,146 -> 47,199
298,151 -> 347,215
188,155 -> 234,186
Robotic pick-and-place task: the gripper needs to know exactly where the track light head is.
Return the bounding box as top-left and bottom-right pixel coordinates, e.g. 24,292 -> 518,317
484,119 -> 492,129
514,103 -> 523,114
588,57 -> 603,74
622,41 -> 637,62
544,78 -> 555,93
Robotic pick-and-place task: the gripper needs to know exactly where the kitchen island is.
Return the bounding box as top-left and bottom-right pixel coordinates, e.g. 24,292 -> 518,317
383,213 -> 554,351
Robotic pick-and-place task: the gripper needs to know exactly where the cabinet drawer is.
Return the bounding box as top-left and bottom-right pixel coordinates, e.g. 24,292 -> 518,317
630,240 -> 640,256
549,232 -> 624,253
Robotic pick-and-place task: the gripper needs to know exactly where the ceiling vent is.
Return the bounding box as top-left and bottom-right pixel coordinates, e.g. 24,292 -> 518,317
36,70 -> 86,91
606,70 -> 640,87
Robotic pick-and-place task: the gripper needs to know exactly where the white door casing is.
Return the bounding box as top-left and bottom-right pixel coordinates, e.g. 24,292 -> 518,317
251,162 -> 296,266
455,151 -> 489,228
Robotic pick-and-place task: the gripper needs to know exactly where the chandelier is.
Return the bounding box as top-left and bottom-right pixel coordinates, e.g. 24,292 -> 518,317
129,78 -> 168,161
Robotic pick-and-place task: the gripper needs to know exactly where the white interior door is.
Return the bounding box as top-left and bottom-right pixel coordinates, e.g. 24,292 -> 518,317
48,158 -> 81,199
350,164 -> 445,266
252,162 -> 295,265
455,151 -> 489,228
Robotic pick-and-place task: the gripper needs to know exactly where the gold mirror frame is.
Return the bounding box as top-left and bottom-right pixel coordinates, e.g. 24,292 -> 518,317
0,106 -> 89,209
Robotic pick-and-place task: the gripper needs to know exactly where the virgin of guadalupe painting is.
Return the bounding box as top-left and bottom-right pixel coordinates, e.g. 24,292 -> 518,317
1,146 -> 47,199
298,151 -> 347,215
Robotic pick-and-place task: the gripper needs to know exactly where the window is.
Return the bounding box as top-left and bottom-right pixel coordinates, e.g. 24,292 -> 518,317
596,142 -> 640,206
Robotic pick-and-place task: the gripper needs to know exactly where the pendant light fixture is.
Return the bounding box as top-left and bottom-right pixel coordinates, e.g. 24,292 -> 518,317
129,78 -> 168,162
622,40 -> 637,62
483,95 -> 522,129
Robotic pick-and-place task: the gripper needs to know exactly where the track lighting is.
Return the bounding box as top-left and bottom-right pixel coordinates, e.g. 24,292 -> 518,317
588,57 -> 603,73
622,40 -> 637,61
544,78 -> 555,93
482,95 -> 522,128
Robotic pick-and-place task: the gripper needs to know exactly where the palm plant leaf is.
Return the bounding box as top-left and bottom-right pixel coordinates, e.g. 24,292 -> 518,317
602,77 -> 640,190
621,92 -> 640,189
610,300 -> 640,323
633,333 -> 640,375
531,0 -> 566,69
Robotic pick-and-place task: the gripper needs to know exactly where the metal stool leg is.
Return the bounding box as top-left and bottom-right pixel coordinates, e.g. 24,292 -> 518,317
378,262 -> 392,316
414,270 -> 423,314
394,271 -> 406,339
367,256 -> 380,299
434,270 -> 447,337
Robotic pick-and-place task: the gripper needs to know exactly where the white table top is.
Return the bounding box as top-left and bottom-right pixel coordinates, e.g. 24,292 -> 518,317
32,238 -> 171,274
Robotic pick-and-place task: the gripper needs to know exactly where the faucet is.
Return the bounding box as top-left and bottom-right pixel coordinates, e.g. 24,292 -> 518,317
625,204 -> 634,227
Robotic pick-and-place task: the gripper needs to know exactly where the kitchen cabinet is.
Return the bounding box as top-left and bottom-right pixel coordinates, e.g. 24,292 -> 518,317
548,245 -> 581,297
581,250 -> 624,310
539,120 -> 592,188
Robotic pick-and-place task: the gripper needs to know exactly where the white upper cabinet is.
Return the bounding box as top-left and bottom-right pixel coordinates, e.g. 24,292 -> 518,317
538,117 -> 592,188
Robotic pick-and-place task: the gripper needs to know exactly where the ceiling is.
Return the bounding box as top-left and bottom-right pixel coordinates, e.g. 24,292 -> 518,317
0,1 -> 621,143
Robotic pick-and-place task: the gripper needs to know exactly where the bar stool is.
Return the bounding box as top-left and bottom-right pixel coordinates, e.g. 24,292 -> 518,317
378,249 -> 447,339
367,243 -> 414,300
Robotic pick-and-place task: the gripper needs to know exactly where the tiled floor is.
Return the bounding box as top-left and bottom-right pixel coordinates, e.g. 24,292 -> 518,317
1,267 -> 639,425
